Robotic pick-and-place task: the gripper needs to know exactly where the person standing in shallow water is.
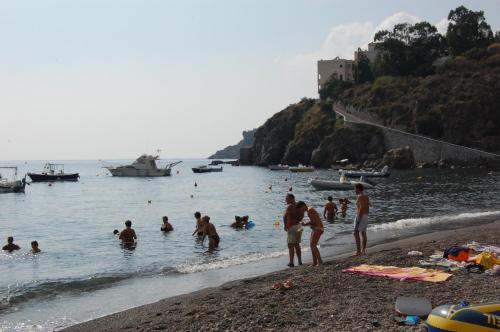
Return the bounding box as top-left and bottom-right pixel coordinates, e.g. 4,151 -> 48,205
119,220 -> 137,245
283,193 -> 302,267
192,211 -> 204,237
353,184 -> 369,256
31,241 -> 41,254
160,216 -> 174,232
201,216 -> 220,250
324,196 -> 337,223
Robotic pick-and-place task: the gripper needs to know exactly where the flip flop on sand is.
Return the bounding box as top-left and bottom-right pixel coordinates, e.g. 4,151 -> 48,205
283,280 -> 294,289
271,282 -> 283,290
271,280 -> 295,290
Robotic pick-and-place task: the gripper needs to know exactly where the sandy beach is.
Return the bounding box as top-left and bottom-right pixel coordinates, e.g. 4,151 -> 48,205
64,221 -> 500,332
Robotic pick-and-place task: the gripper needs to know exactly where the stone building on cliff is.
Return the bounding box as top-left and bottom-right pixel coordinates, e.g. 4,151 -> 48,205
317,57 -> 355,91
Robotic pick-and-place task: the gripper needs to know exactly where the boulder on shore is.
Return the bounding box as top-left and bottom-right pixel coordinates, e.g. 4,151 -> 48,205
383,146 -> 415,169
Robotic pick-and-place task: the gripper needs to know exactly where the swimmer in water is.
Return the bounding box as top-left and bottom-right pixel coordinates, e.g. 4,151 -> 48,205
160,216 -> 174,232
2,236 -> 20,252
231,216 -> 243,229
324,196 -> 338,223
31,241 -> 41,254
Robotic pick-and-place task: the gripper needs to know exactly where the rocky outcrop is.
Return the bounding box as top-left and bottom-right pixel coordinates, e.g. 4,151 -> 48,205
310,124 -> 385,167
252,99 -> 316,165
382,146 -> 415,169
209,129 -> 256,159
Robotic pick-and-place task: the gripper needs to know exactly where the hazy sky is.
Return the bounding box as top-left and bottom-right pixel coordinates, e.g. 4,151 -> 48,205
1,0 -> 499,160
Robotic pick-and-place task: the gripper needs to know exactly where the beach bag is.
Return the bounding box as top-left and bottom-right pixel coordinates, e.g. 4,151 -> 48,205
474,252 -> 500,270
444,246 -> 470,261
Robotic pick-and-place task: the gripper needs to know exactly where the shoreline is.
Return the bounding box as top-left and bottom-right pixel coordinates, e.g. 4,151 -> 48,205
63,220 -> 500,332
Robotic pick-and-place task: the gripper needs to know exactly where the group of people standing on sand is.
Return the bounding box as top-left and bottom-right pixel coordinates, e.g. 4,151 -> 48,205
283,183 -> 370,267
2,236 -> 41,254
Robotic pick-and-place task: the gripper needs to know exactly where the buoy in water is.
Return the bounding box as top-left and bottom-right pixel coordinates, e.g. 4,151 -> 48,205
194,182 -> 197,187
148,200 -> 152,204
190,194 -> 194,198
289,187 -> 293,191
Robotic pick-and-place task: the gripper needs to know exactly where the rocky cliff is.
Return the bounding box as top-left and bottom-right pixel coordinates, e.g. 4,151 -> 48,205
209,129 -> 256,159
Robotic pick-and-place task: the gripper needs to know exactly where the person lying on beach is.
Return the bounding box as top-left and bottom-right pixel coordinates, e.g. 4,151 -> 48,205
297,201 -> 324,266
192,212 -> 204,236
201,216 -> 220,250
324,196 -> 338,223
31,241 -> 41,254
354,184 -> 369,256
119,220 -> 137,245
2,236 -> 21,252
161,216 -> 174,232
283,193 -> 302,267
231,216 -> 244,229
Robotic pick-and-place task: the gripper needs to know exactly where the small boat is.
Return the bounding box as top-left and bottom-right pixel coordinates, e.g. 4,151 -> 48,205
289,165 -> 315,173
192,165 -> 223,173
28,163 -> 80,182
339,165 -> 390,178
309,174 -> 374,191
105,155 -> 182,177
0,167 -> 26,194
268,164 -> 289,171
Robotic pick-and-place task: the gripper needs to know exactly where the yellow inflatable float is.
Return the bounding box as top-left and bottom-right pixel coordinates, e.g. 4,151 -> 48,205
426,302 -> 500,332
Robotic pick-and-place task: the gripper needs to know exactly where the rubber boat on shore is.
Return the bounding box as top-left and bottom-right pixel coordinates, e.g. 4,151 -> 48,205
192,165 -> 223,173
339,165 -> 390,178
289,165 -> 315,173
28,163 -> 79,182
105,155 -> 182,177
268,164 -> 289,171
309,175 -> 374,191
0,167 -> 26,194
426,302 -> 500,332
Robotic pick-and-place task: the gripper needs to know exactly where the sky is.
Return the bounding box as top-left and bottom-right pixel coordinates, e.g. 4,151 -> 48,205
1,0 -> 499,160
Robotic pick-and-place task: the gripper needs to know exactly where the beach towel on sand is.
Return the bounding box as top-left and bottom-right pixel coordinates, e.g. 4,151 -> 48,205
342,264 -> 452,283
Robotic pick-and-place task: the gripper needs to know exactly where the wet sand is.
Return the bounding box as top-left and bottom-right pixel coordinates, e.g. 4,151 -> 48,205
64,221 -> 500,332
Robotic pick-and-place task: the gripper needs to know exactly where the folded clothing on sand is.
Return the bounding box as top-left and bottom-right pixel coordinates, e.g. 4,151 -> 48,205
466,241 -> 500,254
342,264 -> 452,283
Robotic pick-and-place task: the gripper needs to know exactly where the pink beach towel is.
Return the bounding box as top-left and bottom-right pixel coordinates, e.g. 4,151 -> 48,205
342,264 -> 452,283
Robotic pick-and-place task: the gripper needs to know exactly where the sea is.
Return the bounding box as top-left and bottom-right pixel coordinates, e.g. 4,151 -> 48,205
0,159 -> 499,331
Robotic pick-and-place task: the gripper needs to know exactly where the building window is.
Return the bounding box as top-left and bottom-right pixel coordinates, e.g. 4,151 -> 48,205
340,64 -> 343,68
340,74 -> 343,81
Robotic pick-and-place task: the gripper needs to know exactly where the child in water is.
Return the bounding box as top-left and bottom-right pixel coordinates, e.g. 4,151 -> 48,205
340,198 -> 350,218
31,241 -> 41,254
231,216 -> 244,229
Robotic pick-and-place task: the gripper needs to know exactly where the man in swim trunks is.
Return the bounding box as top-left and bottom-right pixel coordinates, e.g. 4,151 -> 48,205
201,215 -> 220,249
354,184 -> 369,256
192,211 -> 204,236
297,201 -> 324,266
119,220 -> 137,245
2,236 -> 20,252
283,193 -> 302,267
323,196 -> 338,223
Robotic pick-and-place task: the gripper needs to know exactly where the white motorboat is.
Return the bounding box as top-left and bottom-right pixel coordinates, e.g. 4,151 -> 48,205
0,167 -> 26,194
289,165 -> 315,173
268,164 -> 289,171
309,174 -> 374,191
339,165 -> 390,178
105,155 -> 182,177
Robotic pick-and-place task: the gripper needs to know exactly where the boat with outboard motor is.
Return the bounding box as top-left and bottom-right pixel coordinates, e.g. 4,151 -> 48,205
105,155 -> 182,177
309,174 -> 374,191
0,167 -> 26,194
192,165 -> 223,173
28,163 -> 79,182
339,165 -> 390,178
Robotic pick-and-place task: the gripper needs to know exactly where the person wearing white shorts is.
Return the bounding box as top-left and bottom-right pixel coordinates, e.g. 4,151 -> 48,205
353,183 -> 370,256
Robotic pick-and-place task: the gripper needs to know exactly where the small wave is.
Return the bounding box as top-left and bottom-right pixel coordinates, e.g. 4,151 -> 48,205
176,250 -> 289,274
0,267 -> 178,311
370,210 -> 500,231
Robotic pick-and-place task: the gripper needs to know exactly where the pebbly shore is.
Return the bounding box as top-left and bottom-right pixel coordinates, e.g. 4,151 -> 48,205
63,221 -> 500,332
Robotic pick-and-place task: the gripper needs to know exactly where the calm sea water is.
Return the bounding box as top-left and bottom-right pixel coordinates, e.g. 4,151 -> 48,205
0,159 -> 499,331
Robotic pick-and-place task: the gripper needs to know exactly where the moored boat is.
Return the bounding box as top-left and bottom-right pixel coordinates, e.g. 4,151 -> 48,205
192,165 -> 223,173
339,165 -> 390,178
105,155 -> 182,177
309,175 -> 374,191
28,163 -> 79,182
0,167 -> 26,194
289,165 -> 315,173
